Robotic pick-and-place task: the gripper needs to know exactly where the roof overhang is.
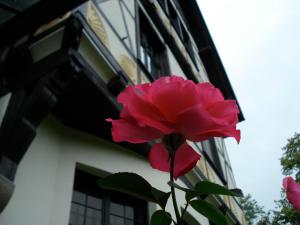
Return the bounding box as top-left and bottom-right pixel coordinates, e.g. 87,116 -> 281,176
178,0 -> 245,122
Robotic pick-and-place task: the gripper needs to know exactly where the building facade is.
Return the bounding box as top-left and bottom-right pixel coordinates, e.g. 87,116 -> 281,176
0,0 -> 246,225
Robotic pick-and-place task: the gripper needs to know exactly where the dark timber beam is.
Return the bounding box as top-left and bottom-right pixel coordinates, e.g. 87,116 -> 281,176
178,0 -> 245,122
0,0 -> 87,46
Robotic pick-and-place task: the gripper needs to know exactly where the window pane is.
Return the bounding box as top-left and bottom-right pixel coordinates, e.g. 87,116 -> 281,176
110,202 -> 124,216
125,219 -> 134,225
139,10 -> 168,78
140,46 -> 146,65
86,208 -> 102,225
125,206 -> 134,219
73,191 -> 86,204
110,215 -> 124,225
146,54 -> 151,72
87,195 -> 102,210
70,203 -> 85,225
70,170 -> 147,225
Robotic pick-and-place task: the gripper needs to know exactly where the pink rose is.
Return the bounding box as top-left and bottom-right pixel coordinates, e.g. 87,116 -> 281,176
283,176 -> 300,212
107,76 -> 240,178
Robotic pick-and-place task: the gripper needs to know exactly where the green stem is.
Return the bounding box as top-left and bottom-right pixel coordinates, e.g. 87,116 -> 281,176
170,153 -> 181,224
180,202 -> 189,223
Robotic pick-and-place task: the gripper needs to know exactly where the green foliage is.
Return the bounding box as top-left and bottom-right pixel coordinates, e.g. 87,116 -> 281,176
281,132 -> 300,181
190,199 -> 227,225
240,132 -> 300,225
240,194 -> 266,225
271,193 -> 300,225
97,172 -> 170,209
191,181 -> 243,199
168,180 -> 245,224
150,210 -> 172,225
270,133 -> 300,224
99,173 -> 244,225
168,180 -> 243,202
256,211 -> 272,225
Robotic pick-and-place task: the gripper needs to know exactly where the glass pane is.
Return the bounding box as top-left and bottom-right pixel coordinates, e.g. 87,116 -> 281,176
86,208 -> 102,225
87,195 -> 102,210
70,203 -> 85,225
110,202 -> 124,216
125,206 -> 134,219
71,203 -> 85,215
110,215 -> 124,225
125,219 -> 134,225
147,54 -> 151,72
73,191 -> 86,204
140,46 -> 145,64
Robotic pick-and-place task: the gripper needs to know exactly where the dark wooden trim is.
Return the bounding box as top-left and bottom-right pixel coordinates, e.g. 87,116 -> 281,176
0,2 -> 20,14
134,0 -> 142,83
118,0 -> 134,52
139,0 -> 197,82
177,0 -> 244,121
0,0 -> 87,46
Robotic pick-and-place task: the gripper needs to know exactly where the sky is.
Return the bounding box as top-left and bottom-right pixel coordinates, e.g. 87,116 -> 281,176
196,0 -> 300,210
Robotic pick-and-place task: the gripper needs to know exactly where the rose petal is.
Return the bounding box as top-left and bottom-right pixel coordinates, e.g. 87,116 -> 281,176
148,142 -> 201,179
148,143 -> 170,172
189,129 -> 241,143
283,177 -> 300,212
207,100 -> 239,125
151,76 -> 185,88
135,83 -> 152,100
283,177 -> 289,189
151,80 -> 198,122
176,104 -> 240,143
196,82 -> 224,106
173,143 -> 201,179
176,104 -> 216,138
106,118 -> 163,143
117,86 -> 174,134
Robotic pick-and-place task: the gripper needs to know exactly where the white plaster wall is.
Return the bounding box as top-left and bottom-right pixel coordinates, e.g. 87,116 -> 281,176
0,116 -> 210,225
0,117 -> 62,225
99,0 -> 137,57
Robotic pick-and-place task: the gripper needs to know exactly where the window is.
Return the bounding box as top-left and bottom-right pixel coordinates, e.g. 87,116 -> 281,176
201,139 -> 226,184
139,10 -> 169,79
181,28 -> 197,68
69,170 -> 148,225
156,0 -> 199,70
167,1 -> 182,37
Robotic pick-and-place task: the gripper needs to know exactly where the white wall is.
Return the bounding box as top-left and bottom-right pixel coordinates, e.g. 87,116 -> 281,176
0,116 -> 210,225
0,116 -> 62,225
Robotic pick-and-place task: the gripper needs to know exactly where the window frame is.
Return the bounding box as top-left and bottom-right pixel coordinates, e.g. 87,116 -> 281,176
201,139 -> 227,184
156,0 -> 199,70
137,8 -> 169,80
69,169 -> 148,225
